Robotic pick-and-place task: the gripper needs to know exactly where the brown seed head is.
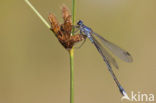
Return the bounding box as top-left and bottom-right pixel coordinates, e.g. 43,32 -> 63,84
48,5 -> 85,49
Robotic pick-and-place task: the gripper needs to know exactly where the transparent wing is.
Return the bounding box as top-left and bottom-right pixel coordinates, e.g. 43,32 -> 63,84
91,36 -> 126,96
91,35 -> 119,69
74,37 -> 87,49
93,32 -> 133,62
72,25 -> 80,34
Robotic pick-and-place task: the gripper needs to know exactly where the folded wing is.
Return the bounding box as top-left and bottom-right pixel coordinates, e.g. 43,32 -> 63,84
91,35 -> 119,69
93,32 -> 133,62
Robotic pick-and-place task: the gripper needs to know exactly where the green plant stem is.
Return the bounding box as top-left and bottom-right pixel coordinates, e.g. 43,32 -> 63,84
71,0 -> 76,35
24,0 -> 50,29
70,0 -> 76,103
69,48 -> 74,103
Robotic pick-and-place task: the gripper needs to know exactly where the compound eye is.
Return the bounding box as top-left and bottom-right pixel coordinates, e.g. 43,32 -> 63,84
77,20 -> 83,25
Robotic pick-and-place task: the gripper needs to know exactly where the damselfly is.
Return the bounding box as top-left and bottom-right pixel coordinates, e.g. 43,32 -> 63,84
74,20 -> 133,96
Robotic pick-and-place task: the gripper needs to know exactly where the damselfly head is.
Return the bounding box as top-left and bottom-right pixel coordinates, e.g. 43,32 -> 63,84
77,20 -> 83,26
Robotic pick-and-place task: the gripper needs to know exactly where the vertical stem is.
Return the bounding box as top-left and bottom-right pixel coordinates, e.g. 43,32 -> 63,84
70,0 -> 76,103
69,48 -> 74,103
72,0 -> 76,35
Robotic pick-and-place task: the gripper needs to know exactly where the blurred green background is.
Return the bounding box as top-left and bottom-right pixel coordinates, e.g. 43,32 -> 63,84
0,0 -> 156,103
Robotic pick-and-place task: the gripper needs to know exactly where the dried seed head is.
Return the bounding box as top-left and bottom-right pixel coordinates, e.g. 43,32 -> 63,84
48,5 -> 84,49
